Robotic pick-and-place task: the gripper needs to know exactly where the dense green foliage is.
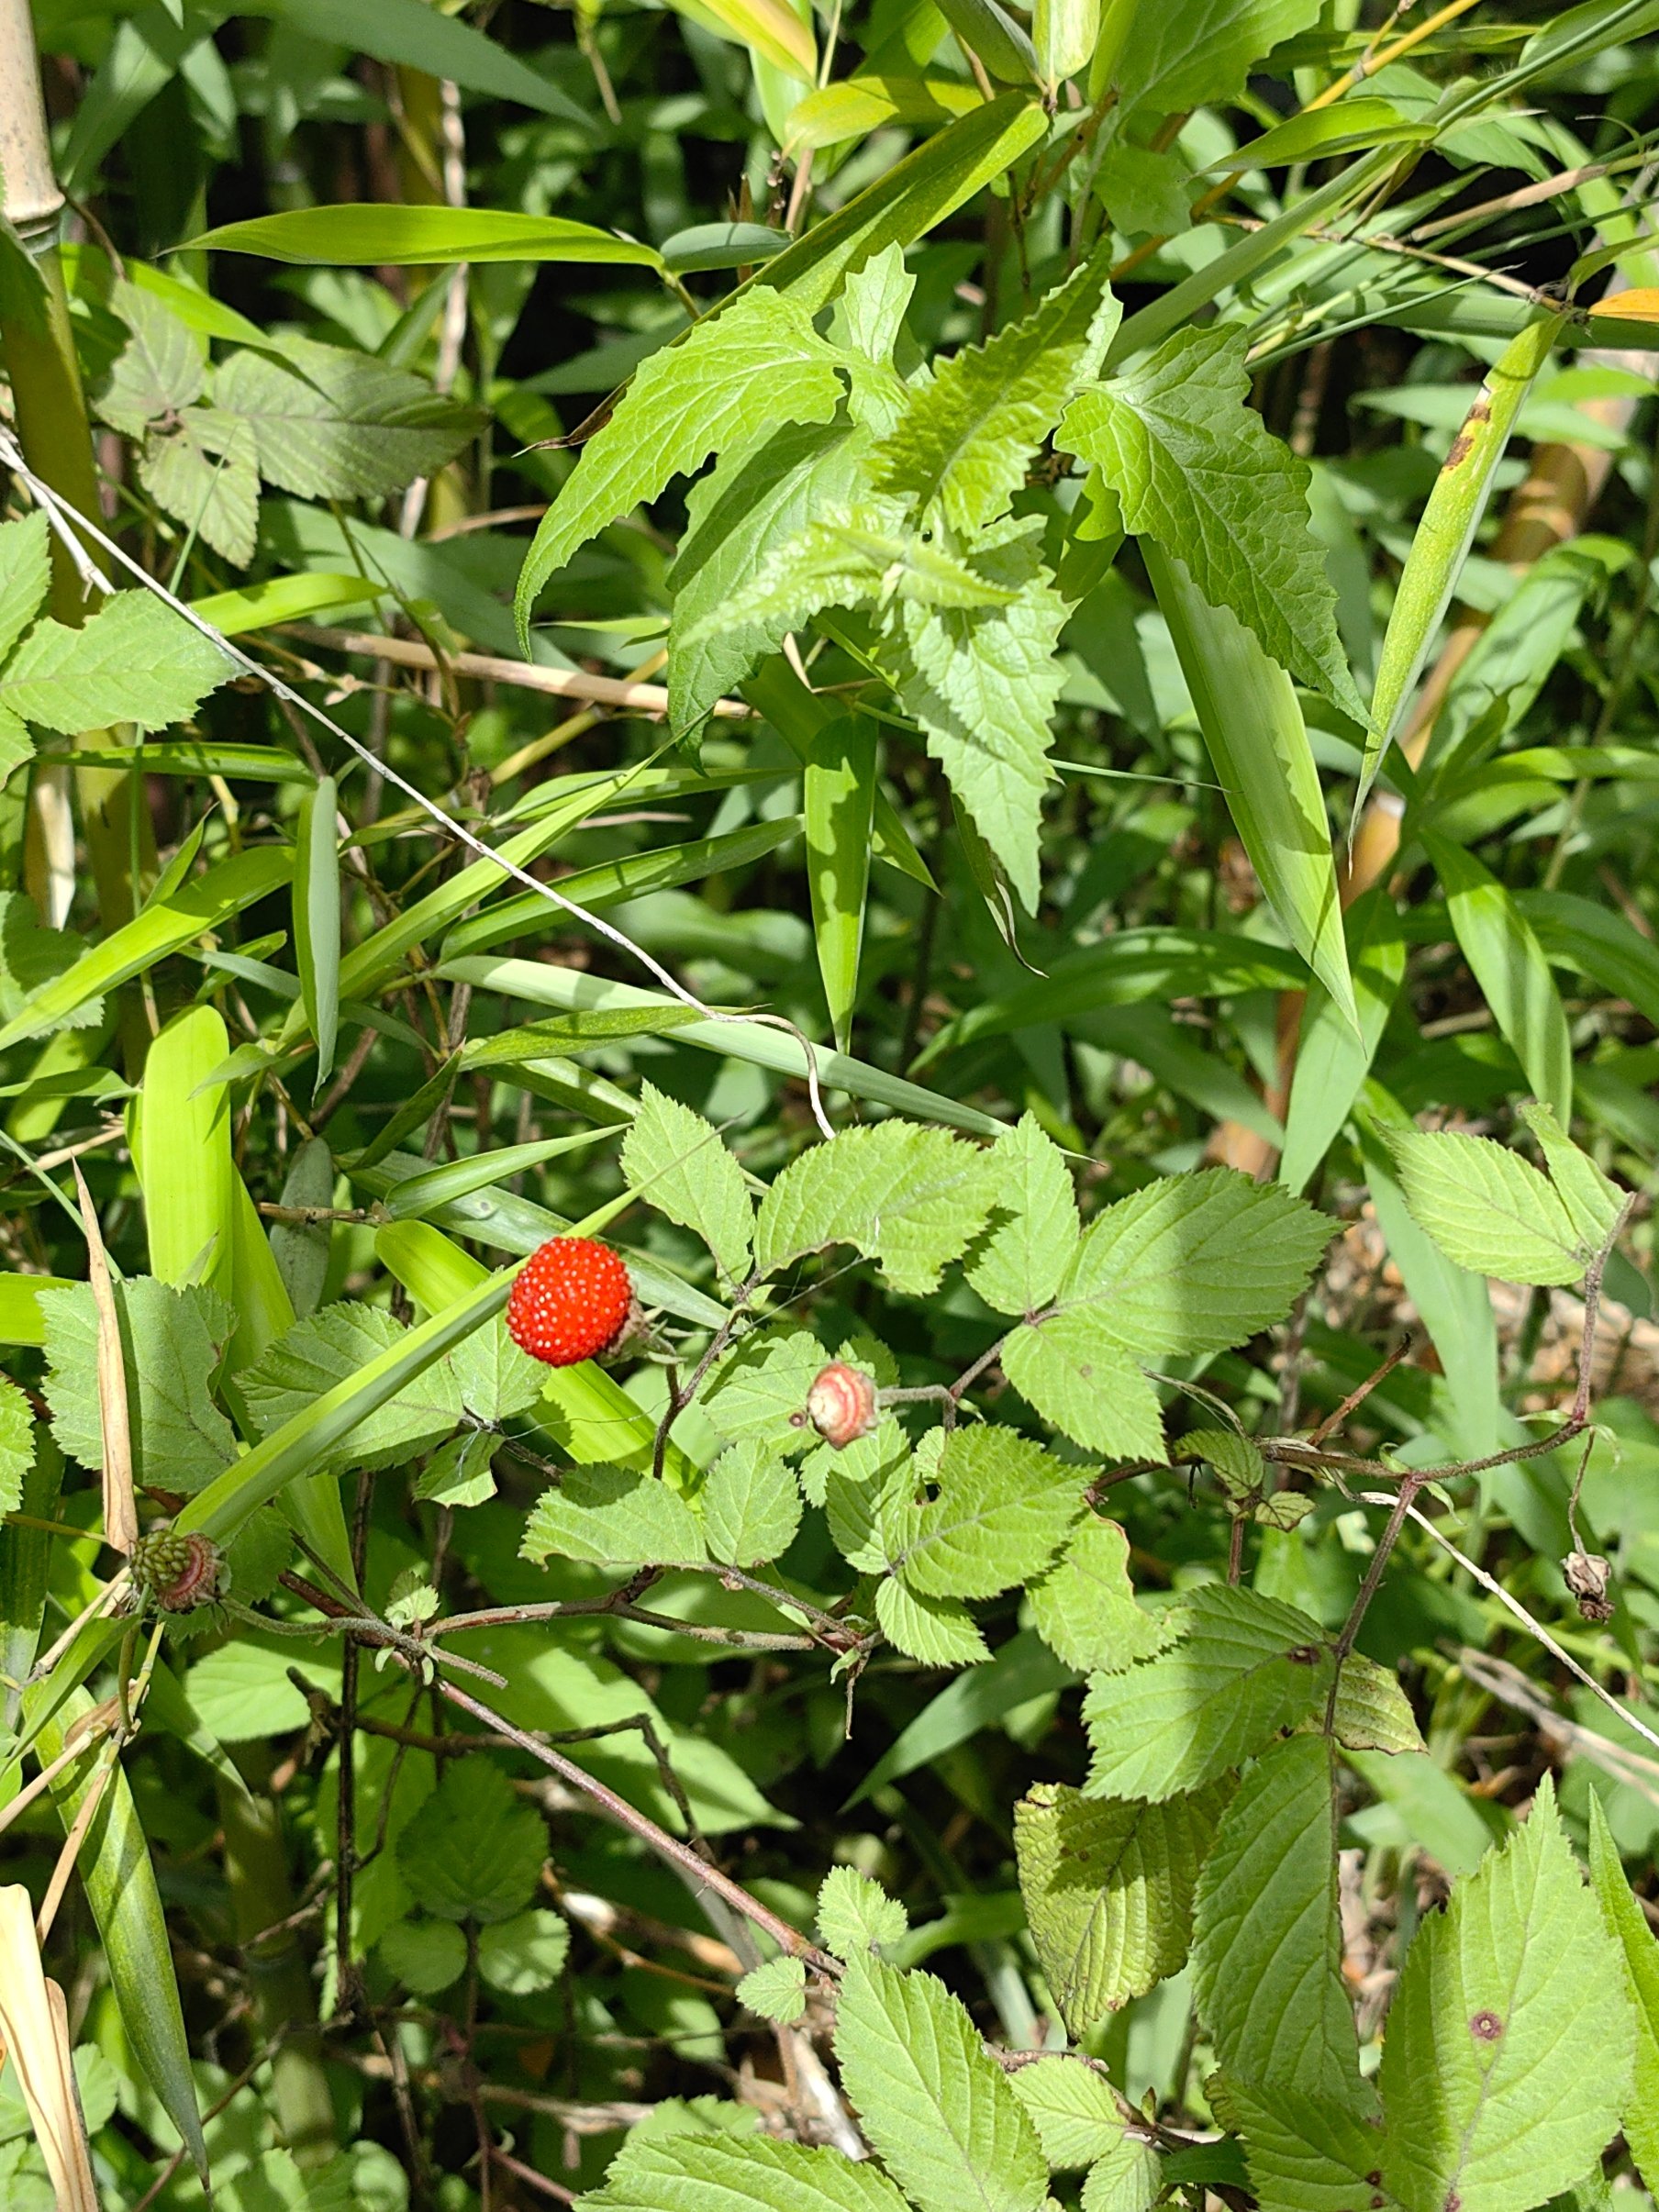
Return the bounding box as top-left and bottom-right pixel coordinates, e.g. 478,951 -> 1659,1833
3,0 -> 1659,2206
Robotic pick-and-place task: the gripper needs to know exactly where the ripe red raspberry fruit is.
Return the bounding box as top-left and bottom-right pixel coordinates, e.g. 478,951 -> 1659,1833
507,1238 -> 635,1367
806,1362 -> 879,1450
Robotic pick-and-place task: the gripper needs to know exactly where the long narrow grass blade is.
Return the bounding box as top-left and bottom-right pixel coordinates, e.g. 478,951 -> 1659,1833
295,773 -> 341,1091
440,954 -> 1008,1136
1144,542 -> 1357,1031
23,1686 -> 210,2183
1356,311 -> 1565,820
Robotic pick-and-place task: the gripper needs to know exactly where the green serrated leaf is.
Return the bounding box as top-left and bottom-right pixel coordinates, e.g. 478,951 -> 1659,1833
701,1324 -> 827,1454
590,2131 -> 911,2212
963,1114 -> 1080,1316
620,1081 -> 754,1285
875,1573 -> 990,1664
95,278 -> 206,438
0,894 -> 104,1033
1193,1736 -> 1364,2111
214,335 -> 485,499
1219,2076 -> 1405,2212
835,1955 -> 1049,2212
819,1865 -> 911,1958
1110,0 -> 1324,130
875,252 -> 1119,533
0,1378 -> 34,1518
1380,1778 -> 1633,2212
1052,1168 -> 1334,1360
1083,1585 -> 1333,1801
521,1463 -> 707,1568
1068,328 -> 1359,715
669,417 -> 872,735
754,1121 -> 999,1295
738,1954 -> 808,2024
0,513 -> 51,662
0,590 -> 232,736
397,1760 -> 548,1923
1331,1652 -> 1424,1755
1586,1794 -> 1659,2190
1080,2138 -> 1163,2212
892,530 -> 1068,914
1015,1779 -> 1228,2034
139,410 -> 261,568
40,1278 -> 238,1495
478,1908 -> 572,1995
702,1440 -> 803,1567
1001,1316 -> 1166,1459
1007,2056 -> 1123,2170
1027,1517 -> 1171,1673
895,1426 -> 1083,1599
1384,1128 -> 1586,1285
516,288 -> 847,644
379,1917 -> 467,1993
1518,1101 -> 1625,1252
239,1303 -> 462,1471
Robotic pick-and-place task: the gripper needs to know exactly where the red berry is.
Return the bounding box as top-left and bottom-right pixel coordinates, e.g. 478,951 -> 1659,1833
507,1238 -> 635,1367
807,1362 -> 879,1450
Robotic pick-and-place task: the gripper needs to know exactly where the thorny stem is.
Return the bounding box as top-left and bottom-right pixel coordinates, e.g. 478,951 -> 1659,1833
437,1679 -> 842,1976
1317,1213 -> 1624,1731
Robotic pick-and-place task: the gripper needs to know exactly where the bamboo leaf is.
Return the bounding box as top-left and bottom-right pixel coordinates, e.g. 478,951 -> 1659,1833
1423,833 -> 1573,1122
194,206 -> 662,268
295,776 -> 340,1093
1358,314 -> 1565,819
25,1686 -> 209,2182
0,848 -> 293,1052
1144,540 -> 1356,1028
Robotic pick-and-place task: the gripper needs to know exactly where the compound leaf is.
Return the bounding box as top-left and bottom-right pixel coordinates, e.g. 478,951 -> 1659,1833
1027,1516 -> 1171,1674
834,1956 -> 1049,2212
621,1081 -> 754,1287
1068,328 -> 1359,715
754,1121 -> 999,1295
1082,1585 -> 1333,1801
895,1426 -> 1083,1599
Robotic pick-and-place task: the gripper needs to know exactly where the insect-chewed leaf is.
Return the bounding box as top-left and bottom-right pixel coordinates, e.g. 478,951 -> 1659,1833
893,1426 -> 1084,1600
